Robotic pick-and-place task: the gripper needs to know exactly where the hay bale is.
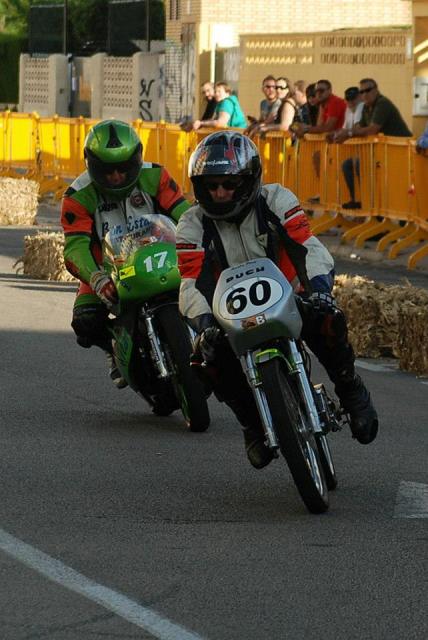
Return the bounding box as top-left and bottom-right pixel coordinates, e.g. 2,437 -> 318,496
334,274 -> 428,375
333,275 -> 384,357
0,177 -> 39,225
14,231 -> 76,282
396,300 -> 428,375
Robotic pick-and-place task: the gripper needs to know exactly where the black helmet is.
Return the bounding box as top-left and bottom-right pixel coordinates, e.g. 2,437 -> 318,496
189,131 -> 262,221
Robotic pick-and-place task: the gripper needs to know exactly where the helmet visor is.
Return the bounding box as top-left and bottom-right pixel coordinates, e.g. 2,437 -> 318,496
86,146 -> 141,191
189,141 -> 256,177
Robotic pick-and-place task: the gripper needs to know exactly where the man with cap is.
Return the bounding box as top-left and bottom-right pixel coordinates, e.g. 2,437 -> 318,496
327,87 -> 364,209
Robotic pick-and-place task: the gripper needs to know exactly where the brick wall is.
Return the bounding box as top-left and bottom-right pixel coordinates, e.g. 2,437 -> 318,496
200,1 -> 411,33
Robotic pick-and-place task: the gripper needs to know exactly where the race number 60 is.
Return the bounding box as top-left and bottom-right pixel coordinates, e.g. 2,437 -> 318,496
219,277 -> 283,319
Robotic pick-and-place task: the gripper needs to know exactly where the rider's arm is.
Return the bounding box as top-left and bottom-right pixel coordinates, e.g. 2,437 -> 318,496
263,184 -> 334,289
154,166 -> 191,222
176,208 -> 216,333
61,187 -> 99,284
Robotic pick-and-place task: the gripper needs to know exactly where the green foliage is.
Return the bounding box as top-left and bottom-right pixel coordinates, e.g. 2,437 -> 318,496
0,0 -> 30,35
0,32 -> 27,102
0,0 -> 165,53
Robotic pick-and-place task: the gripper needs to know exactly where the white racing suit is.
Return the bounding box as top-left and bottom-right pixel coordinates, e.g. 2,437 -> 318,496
176,183 -> 353,432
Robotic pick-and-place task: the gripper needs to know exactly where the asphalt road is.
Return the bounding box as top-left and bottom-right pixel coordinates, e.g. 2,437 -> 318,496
0,226 -> 427,640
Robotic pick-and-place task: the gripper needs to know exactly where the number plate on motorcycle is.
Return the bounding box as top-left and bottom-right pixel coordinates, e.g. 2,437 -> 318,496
219,277 -> 283,320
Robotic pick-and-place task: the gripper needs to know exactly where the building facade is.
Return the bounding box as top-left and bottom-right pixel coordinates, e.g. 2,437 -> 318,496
165,0 -> 416,129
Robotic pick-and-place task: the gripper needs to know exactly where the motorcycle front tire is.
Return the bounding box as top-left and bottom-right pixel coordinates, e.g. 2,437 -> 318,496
155,305 -> 210,432
259,358 -> 329,514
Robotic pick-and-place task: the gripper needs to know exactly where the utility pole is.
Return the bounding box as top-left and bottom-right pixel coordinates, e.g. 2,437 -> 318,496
63,0 -> 68,54
146,0 -> 150,52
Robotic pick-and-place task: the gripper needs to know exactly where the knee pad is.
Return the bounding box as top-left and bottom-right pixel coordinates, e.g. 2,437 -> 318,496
71,305 -> 110,349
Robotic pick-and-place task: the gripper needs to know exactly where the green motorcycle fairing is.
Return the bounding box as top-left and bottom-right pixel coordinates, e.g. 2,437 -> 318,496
102,214 -> 181,394
113,240 -> 180,306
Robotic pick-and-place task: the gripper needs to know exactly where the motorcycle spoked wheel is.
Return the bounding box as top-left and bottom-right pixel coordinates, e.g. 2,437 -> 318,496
154,305 -> 210,432
258,358 -> 329,514
315,434 -> 338,491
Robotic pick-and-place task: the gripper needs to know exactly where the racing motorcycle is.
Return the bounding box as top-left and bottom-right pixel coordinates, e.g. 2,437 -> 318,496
103,213 -> 210,432
212,257 -> 345,513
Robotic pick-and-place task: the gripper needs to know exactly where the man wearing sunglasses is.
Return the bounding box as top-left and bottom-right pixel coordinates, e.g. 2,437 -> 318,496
294,79 -> 346,138
347,79 -> 411,138
61,119 -> 190,391
176,131 -> 378,471
245,75 -> 281,138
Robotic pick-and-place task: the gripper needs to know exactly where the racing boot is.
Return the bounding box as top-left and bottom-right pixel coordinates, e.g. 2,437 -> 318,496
106,352 -> 128,389
219,394 -> 274,469
335,372 -> 378,444
242,425 -> 274,469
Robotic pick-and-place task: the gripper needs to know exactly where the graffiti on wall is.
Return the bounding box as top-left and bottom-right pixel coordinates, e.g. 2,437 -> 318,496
139,78 -> 155,120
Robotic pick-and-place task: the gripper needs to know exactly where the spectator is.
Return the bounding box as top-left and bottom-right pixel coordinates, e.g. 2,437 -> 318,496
416,122 -> 428,154
200,81 -> 216,120
257,77 -> 297,134
328,86 -> 364,143
293,80 -> 312,126
351,78 -> 412,138
327,86 -> 364,209
192,82 -> 247,130
295,79 -> 346,137
245,75 -> 281,137
295,80 -> 346,201
342,79 -> 412,209
305,83 -> 319,126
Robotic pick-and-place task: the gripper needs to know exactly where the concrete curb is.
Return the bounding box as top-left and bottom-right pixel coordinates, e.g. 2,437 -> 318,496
319,232 -> 428,275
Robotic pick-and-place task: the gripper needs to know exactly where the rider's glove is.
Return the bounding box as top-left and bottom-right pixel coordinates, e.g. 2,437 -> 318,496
198,326 -> 223,363
300,291 -> 347,340
190,325 -> 223,393
307,291 -> 337,313
89,270 -> 118,308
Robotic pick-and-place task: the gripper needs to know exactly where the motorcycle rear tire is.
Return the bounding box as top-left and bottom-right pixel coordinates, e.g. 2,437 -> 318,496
155,305 -> 210,432
259,358 -> 329,514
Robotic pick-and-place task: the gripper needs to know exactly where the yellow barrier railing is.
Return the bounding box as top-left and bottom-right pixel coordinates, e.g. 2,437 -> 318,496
1,110 -> 427,269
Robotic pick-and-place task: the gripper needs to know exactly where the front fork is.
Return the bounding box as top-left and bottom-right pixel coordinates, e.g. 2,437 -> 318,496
241,340 -> 323,451
242,351 -> 280,452
143,313 -> 169,379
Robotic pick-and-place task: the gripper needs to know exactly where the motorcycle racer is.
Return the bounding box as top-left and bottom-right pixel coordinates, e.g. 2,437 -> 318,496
61,119 -> 190,389
176,131 -> 378,469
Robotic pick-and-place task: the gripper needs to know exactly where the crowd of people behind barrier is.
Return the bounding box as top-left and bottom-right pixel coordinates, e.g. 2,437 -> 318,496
190,76 -> 418,211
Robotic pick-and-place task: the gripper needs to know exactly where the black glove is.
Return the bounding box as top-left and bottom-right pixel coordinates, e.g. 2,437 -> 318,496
198,326 -> 223,363
300,291 -> 347,340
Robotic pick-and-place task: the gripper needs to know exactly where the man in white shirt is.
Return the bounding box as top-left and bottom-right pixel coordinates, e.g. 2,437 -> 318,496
327,87 -> 364,209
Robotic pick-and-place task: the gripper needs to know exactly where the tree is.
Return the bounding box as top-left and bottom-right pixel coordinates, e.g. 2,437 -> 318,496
0,0 -> 31,35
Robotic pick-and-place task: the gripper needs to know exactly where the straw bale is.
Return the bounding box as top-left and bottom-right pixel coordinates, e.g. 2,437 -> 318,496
396,300 -> 428,375
0,177 -> 39,225
14,231 -> 76,282
334,274 -> 428,374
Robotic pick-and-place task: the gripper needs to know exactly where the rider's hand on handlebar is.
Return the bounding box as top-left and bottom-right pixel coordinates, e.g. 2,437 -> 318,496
89,270 -> 118,308
198,326 -> 223,363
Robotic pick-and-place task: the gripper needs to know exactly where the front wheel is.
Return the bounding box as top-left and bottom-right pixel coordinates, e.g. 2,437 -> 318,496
155,305 -> 210,432
316,434 -> 338,491
259,358 -> 329,514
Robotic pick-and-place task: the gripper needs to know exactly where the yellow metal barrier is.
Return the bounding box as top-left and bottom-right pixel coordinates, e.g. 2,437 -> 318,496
1,111 -> 428,268
0,111 -> 38,178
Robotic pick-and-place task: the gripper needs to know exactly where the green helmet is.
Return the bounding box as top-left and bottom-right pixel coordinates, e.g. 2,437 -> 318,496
84,119 -> 143,197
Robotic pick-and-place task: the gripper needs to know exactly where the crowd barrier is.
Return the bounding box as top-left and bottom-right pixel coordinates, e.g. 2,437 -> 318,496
1,110 -> 427,269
